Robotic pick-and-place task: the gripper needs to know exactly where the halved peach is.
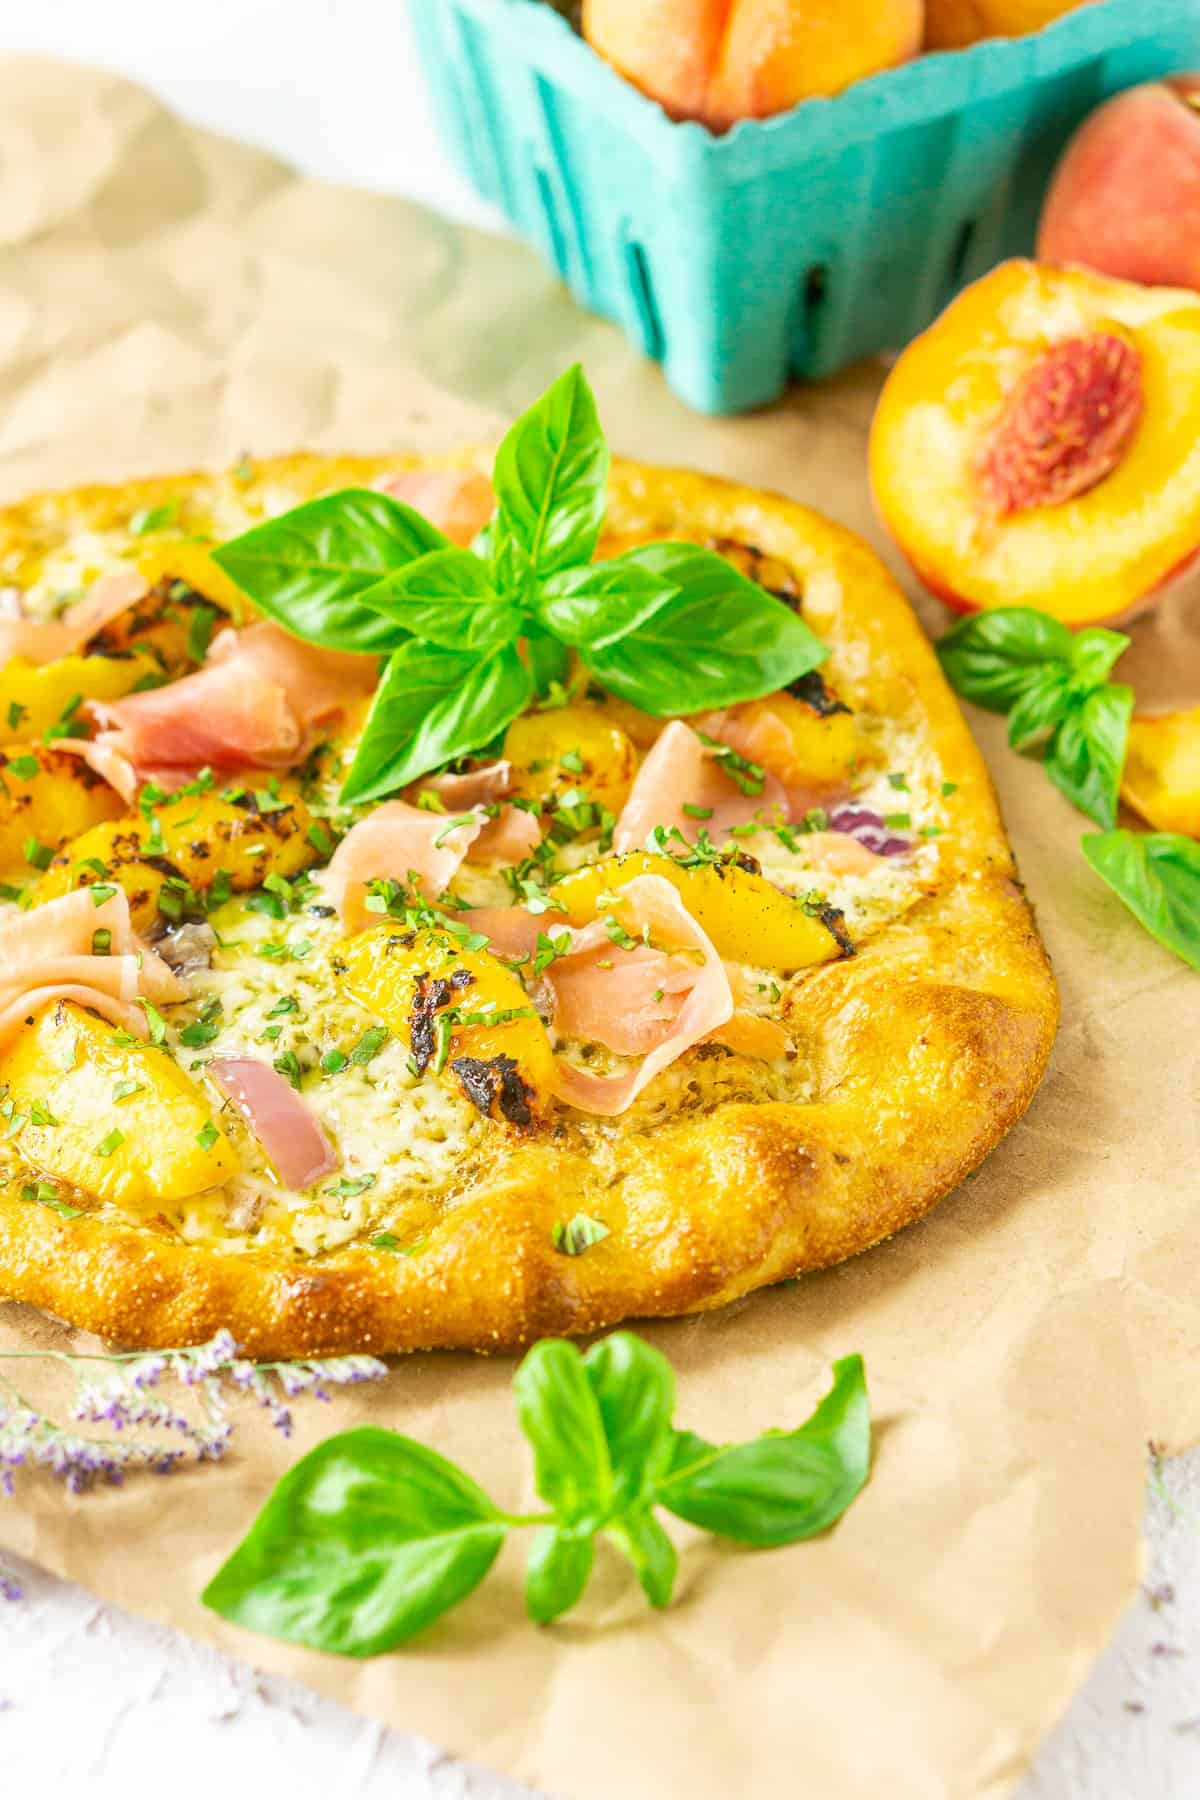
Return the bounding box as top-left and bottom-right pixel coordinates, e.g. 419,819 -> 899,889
1120,709 -> 1200,836
869,261 -> 1200,625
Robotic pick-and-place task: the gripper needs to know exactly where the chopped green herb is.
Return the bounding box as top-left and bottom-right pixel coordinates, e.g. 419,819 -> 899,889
942,781 -> 958,797
113,1078 -> 145,1102
7,754 -> 40,781
327,1174 -> 378,1198
0,883 -> 25,904
22,837 -> 53,871
433,813 -> 477,849
130,498 -> 180,535
139,999 -> 168,1046
883,813 -> 912,831
91,928 -> 112,956
266,995 -> 300,1018
321,1048 -> 348,1074
187,603 -> 218,663
95,1128 -> 124,1157
28,1099 -> 59,1127
369,1231 -> 401,1251
886,772 -> 909,792
349,1026 -> 389,1068
6,701 -> 26,731
90,884 -> 117,906
196,1121 -> 220,1151
560,748 -> 585,774
273,1051 -> 304,1089
552,1213 -> 611,1256
305,820 -> 334,856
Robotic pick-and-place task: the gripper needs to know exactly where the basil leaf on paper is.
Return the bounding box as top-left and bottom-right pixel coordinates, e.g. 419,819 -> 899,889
583,1332 -> 676,1510
203,1337 -> 871,1652
1004,665 -> 1074,752
212,489 -> 449,653
937,607 -> 1076,711
358,548 -> 521,653
1082,830 -> 1200,970
341,639 -> 531,804
584,542 -> 828,714
492,364 -> 609,577
657,1354 -> 869,1547
1045,683 -> 1133,829
201,1427 -> 505,1656
513,1337 -> 614,1527
524,1526 -> 595,1624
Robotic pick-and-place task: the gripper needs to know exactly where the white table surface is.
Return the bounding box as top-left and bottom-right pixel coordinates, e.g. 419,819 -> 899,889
0,7 -> 1196,1796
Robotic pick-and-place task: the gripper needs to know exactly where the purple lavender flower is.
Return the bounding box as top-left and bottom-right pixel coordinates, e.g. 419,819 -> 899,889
828,804 -> 911,857
0,1330 -> 388,1497
0,1562 -> 22,1602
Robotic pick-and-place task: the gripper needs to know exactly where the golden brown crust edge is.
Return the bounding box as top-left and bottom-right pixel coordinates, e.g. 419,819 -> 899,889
0,454 -> 1059,1355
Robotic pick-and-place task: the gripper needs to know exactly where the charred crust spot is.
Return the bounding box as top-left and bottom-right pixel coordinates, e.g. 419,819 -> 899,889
693,1042 -> 732,1061
787,668 -> 851,717
450,1053 -> 534,1127
331,955 -> 349,976
409,967 -> 473,1075
188,841 -> 212,861
307,903 -> 336,919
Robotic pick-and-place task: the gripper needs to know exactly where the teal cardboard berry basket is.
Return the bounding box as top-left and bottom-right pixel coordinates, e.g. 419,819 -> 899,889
409,0 -> 1200,414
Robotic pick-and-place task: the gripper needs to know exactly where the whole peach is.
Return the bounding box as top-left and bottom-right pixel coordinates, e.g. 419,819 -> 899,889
582,0 -> 923,130
1038,77 -> 1200,291
924,0 -> 1094,51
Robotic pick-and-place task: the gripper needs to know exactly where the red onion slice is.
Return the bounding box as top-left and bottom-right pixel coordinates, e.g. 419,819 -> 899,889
828,804 -> 912,857
209,1057 -> 338,1190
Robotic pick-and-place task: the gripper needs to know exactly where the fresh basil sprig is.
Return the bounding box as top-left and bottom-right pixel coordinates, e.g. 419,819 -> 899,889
211,366 -> 828,805
937,607 -> 1132,829
202,1334 -> 869,1654
1082,831 -> 1200,971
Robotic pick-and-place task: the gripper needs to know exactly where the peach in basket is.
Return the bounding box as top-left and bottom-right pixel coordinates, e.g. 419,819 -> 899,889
581,0 -> 923,130
869,260 -> 1200,626
1120,708 -> 1200,837
924,0 -> 1094,50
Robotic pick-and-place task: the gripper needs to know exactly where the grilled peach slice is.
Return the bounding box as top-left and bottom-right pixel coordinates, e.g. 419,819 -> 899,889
35,783 -> 319,932
549,851 -> 850,968
335,923 -> 557,1126
0,744 -> 124,880
870,261 -> 1200,625
0,1002 -> 236,1207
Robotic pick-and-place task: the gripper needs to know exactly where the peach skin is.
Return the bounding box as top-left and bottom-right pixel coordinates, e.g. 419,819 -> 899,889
582,0 -> 923,130
1121,708 -> 1200,837
869,261 -> 1200,626
924,0 -> 1095,50
1038,77 -> 1200,293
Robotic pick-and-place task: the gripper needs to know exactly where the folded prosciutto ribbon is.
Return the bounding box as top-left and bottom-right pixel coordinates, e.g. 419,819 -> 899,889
0,888 -> 187,1051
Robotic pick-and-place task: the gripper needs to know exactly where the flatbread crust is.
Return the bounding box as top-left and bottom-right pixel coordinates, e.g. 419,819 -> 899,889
0,454 -> 1058,1354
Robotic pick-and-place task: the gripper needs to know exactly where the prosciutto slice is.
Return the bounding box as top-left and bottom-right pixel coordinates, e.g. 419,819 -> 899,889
0,888 -> 187,1050
86,621 -> 375,788
544,875 -> 734,1117
321,800 -> 484,934
0,570 -> 150,668
403,760 -> 543,867
209,1058 -> 337,1189
376,470 -> 495,547
613,719 -> 787,852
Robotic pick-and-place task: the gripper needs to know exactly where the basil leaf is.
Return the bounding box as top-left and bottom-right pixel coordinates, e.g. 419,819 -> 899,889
584,543 -> 827,714
1046,684 -> 1132,828
607,1509 -> 677,1610
583,1332 -> 676,1511
212,489 -> 449,653
937,608 -> 1075,712
512,1338 -> 613,1527
1082,830 -> 1200,970
656,1354 -> 869,1547
492,364 -> 609,577
201,1427 -> 505,1655
340,640 -> 531,804
535,560 -> 678,649
1006,665 -> 1073,751
358,549 -> 521,653
1069,626 -> 1131,689
524,631 -> 571,697
524,1527 -> 595,1624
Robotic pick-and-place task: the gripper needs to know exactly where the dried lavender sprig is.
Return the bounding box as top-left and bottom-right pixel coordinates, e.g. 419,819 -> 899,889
0,1558 -> 22,1602
0,1333 -> 388,1495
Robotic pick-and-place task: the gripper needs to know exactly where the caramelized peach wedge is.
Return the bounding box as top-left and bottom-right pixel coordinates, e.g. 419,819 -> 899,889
870,261 -> 1200,625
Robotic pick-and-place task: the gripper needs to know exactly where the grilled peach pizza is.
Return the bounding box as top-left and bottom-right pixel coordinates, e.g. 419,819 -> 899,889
0,372 -> 1057,1356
